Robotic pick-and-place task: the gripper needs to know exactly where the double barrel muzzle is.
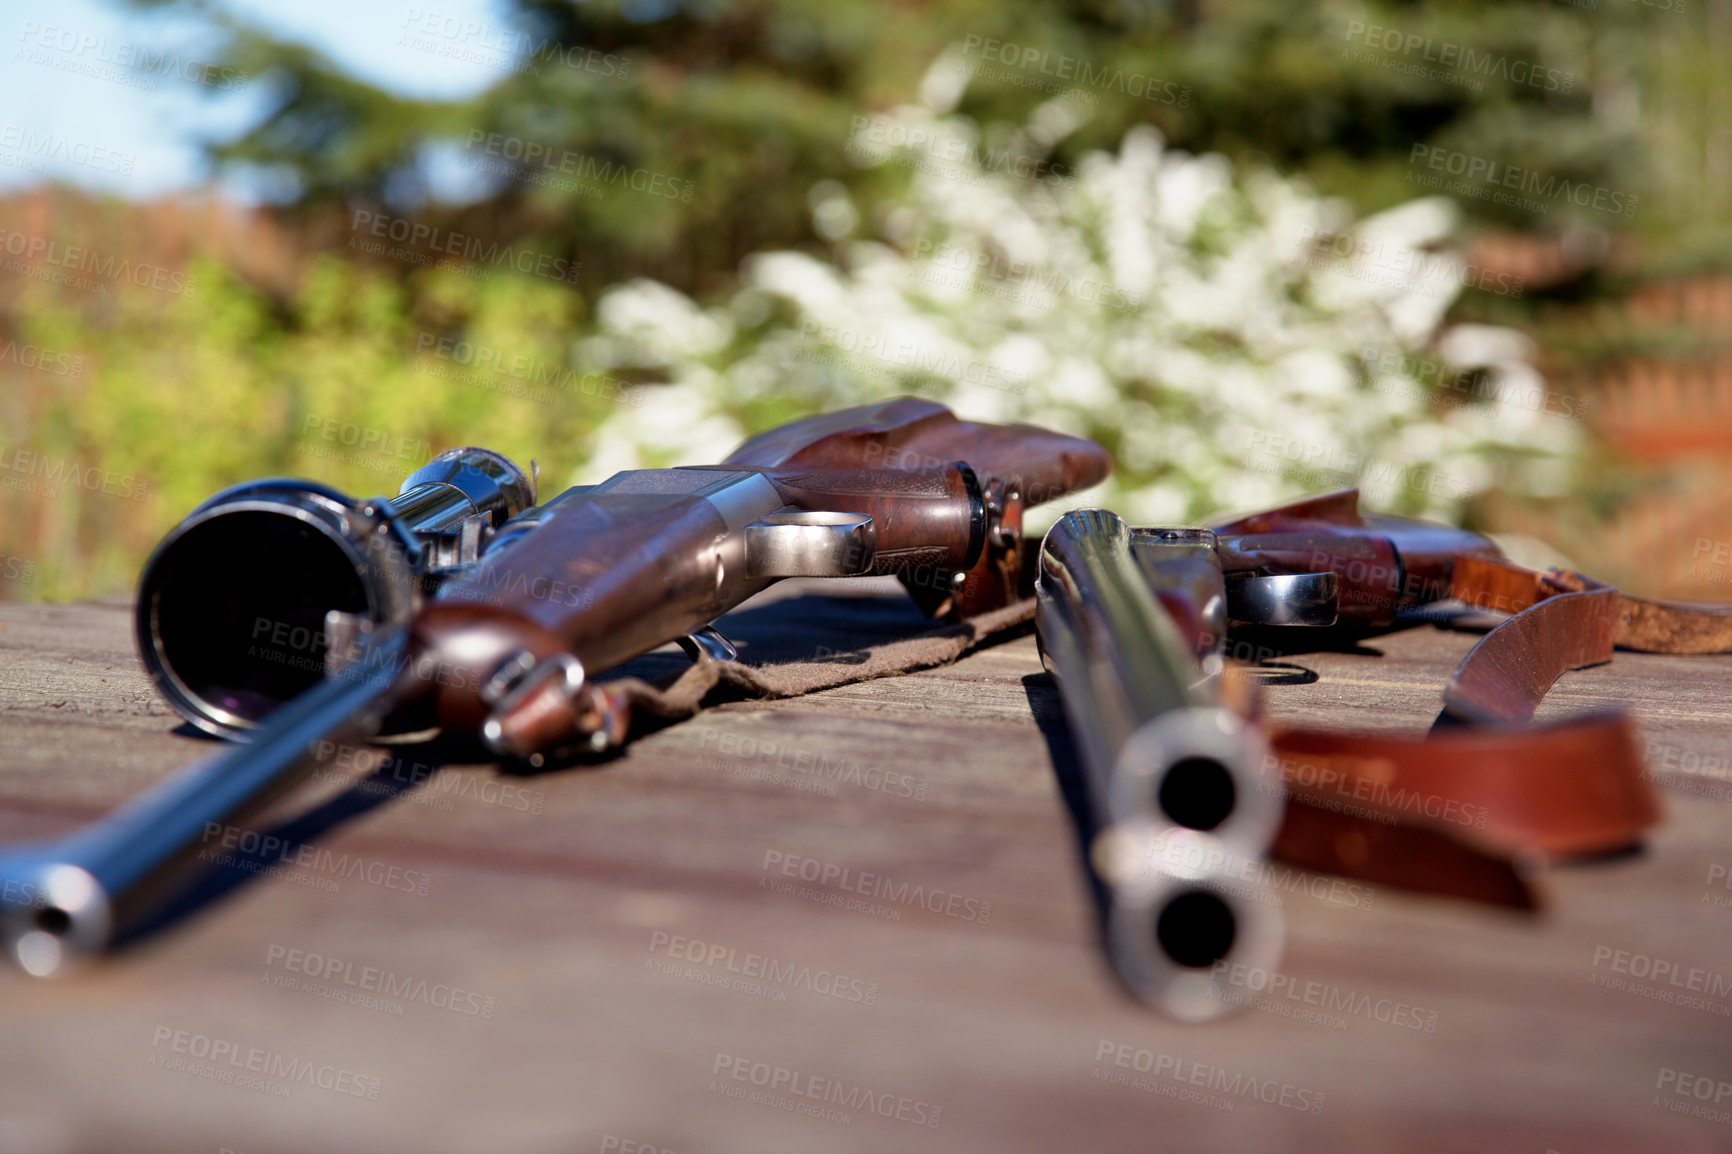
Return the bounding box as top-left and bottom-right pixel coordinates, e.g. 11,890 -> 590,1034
1036,509 -> 1285,1020
1095,705 -> 1284,1020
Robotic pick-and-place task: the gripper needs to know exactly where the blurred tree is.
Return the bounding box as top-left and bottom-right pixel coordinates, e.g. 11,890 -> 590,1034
148,0 -> 1704,297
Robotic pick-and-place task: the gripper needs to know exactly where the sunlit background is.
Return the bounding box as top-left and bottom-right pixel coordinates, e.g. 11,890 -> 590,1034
2,0 -> 1728,601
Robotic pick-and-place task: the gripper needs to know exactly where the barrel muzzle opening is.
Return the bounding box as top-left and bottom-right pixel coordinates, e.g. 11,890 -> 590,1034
0,863 -> 112,979
1158,756 -> 1239,832
1111,707 -> 1282,851
1107,873 -> 1283,1021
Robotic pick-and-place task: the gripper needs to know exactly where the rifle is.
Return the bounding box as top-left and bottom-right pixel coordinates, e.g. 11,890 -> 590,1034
0,398 -> 1108,976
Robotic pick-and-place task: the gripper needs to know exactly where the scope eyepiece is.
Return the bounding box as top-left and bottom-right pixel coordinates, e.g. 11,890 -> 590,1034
135,479 -> 417,739
135,448 -> 534,740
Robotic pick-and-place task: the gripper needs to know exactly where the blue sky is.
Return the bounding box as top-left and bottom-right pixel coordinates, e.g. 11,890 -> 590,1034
0,0 -> 509,200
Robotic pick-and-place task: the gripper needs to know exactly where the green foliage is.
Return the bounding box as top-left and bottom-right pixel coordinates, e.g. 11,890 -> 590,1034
14,0 -> 1718,598
155,0 -> 1712,296
0,249 -> 616,600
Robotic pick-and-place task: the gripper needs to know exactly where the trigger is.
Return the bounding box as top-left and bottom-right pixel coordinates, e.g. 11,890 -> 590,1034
679,626 -> 738,663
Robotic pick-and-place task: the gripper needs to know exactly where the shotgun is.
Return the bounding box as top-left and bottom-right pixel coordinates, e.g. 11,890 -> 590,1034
1035,490 -> 1690,1016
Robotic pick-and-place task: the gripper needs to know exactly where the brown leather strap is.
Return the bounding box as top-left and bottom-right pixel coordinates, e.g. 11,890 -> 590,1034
1269,715 -> 1660,857
1270,796 -> 1541,910
1450,555 -> 1732,654
1441,556 -> 1732,721
1242,555 -> 1680,905
1615,595 -> 1732,654
1442,559 -> 1618,724
1448,555 -> 1578,615
1260,714 -> 1659,909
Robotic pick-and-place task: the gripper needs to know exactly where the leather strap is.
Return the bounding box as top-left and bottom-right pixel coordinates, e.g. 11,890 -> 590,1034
1615,595 -> 1732,654
1269,793 -> 1541,910
1442,559 -> 1618,725
1269,715 -> 1659,858
1450,555 -> 1732,653
1442,556 -> 1732,722
1244,553 -> 1702,905
1249,711 -> 1662,909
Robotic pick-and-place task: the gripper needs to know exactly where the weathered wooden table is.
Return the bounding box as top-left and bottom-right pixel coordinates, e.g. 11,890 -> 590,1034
1,582 -> 1730,1154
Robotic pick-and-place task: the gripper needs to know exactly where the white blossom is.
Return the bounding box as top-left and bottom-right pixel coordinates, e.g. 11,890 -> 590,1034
578,54 -> 1581,524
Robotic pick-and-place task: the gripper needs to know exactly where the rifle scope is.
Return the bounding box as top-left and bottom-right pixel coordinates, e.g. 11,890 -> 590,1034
134,447 -> 534,740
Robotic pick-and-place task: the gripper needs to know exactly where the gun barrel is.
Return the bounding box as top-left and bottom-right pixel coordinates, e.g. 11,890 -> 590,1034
1035,509 -> 1284,1017
1036,510 -> 1279,848
0,629 -> 414,977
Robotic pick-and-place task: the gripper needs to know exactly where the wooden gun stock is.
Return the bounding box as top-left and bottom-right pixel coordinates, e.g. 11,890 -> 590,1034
732,398 -> 1111,615
726,396 -> 1111,504
414,398 -> 1110,743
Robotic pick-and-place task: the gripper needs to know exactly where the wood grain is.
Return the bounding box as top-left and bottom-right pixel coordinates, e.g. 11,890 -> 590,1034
0,585 -> 1730,1154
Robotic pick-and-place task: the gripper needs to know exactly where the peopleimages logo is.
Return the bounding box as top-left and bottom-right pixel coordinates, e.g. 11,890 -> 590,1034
1270,750 -> 1490,830
1655,1067 -> 1732,1112
398,9 -> 631,80
697,727 -> 928,801
913,240 -> 1144,312
414,332 -> 638,406
792,319 -> 1034,394
198,822 -> 433,896
0,227 -> 198,296
349,209 -> 581,284
648,931 -> 881,1006
759,849 -> 992,923
149,1026 -> 382,1100
1406,145 -> 1638,218
0,445 -> 149,501
0,124 -> 135,175
1300,227 -> 1525,299
264,944 -> 497,1018
1140,836 -> 1376,911
1242,429 -> 1476,502
0,555 -> 35,585
1653,1066 -> 1732,1130
301,414 -> 430,462
308,740 -> 546,815
462,131 -> 694,202
848,114 -> 1072,185
16,21 -> 248,91
0,338 -> 83,378
710,1054 -> 942,1127
1342,21 -> 1575,93
1209,961 -> 1440,1033
1092,1040 -> 1325,1114
1589,944 -> 1732,1016
1363,349 -> 1589,423
960,35 -> 1190,106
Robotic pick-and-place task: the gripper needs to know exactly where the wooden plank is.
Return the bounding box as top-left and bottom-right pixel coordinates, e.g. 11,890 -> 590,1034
0,584 -> 1730,1153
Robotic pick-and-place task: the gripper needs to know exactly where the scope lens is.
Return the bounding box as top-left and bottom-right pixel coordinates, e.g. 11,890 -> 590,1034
145,510 -> 369,728
1154,888 -> 1238,969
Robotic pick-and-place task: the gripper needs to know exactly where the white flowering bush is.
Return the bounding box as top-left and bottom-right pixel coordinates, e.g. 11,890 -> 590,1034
576,50 -> 1581,526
